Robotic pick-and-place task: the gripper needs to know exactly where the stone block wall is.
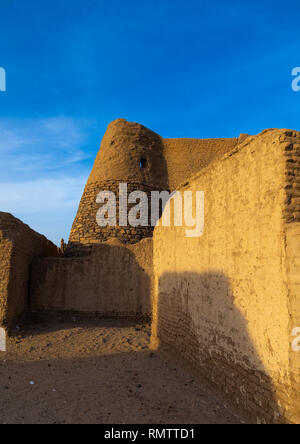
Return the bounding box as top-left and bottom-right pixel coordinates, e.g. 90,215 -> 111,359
0,213 -> 60,330
151,129 -> 300,423
68,180 -> 162,248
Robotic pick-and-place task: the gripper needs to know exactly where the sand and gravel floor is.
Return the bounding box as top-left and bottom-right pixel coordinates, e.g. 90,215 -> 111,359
0,314 -> 246,424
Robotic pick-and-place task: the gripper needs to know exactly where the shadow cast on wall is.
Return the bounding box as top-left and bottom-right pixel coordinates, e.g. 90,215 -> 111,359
153,271 -> 286,424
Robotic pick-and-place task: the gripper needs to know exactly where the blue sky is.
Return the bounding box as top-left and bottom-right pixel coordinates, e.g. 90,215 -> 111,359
0,0 -> 300,245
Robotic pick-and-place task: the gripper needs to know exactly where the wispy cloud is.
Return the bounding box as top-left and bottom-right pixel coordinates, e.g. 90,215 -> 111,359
0,175 -> 87,245
0,176 -> 86,214
0,116 -> 96,244
0,116 -> 95,180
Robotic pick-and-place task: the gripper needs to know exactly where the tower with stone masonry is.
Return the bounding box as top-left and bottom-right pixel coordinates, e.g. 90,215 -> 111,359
67,119 -> 169,255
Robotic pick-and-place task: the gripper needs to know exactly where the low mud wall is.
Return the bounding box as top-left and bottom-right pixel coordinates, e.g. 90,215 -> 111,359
30,239 -> 153,316
0,212 -> 60,329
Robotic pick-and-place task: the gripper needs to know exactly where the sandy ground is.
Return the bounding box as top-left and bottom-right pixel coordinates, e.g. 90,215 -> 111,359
0,314 -> 246,424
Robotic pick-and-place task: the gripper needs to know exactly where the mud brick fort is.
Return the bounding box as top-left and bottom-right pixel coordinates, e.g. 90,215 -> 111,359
0,118 -> 299,423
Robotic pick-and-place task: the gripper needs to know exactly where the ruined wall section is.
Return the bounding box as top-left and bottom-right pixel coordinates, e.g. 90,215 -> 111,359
30,238 -> 153,317
152,129 -> 300,423
0,213 -> 60,329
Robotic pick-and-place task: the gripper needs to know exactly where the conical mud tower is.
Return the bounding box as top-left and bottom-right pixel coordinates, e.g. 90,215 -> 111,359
68,119 -> 169,255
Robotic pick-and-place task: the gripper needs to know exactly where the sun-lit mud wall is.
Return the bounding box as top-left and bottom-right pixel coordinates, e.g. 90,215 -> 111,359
163,137 -> 238,190
285,222 -> 300,422
283,133 -> 300,422
30,238 -> 153,316
0,213 -> 60,330
152,129 -> 300,424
